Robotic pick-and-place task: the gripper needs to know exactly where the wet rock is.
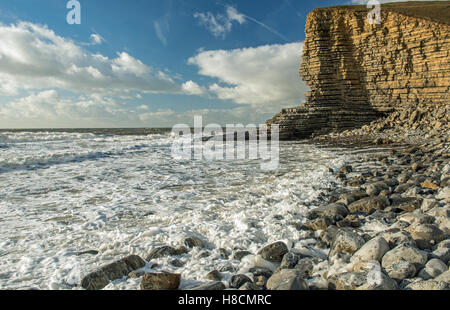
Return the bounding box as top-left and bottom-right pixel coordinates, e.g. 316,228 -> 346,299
205,270 -> 222,281
218,263 -> 236,273
229,274 -> 252,289
303,216 -> 333,231
249,267 -> 273,279
140,272 -> 181,290
294,258 -> 314,278
266,269 -> 308,290
80,255 -> 146,290
307,203 -> 349,221
405,223 -> 446,249
232,250 -> 252,261
129,270 -> 146,278
421,181 -> 439,190
385,260 -> 417,282
184,281 -> 225,290
80,270 -> 109,291
184,236 -> 205,248
77,250 -> 99,256
338,192 -> 368,206
239,282 -> 262,290
394,184 -> 412,194
329,230 -> 365,258
382,244 -> 428,271
350,237 -> 389,264
218,248 -> 230,259
254,276 -> 268,288
348,197 -> 389,214
146,246 -> 188,260
418,258 -> 447,280
170,259 -> 185,267
337,214 -> 361,228
258,242 -> 289,263
279,252 -> 300,270
319,225 -> 339,246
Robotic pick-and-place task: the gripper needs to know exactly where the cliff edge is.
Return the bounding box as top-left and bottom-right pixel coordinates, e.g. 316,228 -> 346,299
268,1 -> 449,140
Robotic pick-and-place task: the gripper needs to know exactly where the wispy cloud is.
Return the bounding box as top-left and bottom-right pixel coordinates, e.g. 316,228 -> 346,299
193,6 -> 245,39
194,5 -> 288,41
154,14 -> 170,46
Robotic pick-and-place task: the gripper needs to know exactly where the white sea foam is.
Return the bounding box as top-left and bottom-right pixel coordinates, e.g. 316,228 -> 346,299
0,131 -> 354,290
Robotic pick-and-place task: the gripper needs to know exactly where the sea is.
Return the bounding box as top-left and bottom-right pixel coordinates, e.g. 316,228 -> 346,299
0,128 -> 377,290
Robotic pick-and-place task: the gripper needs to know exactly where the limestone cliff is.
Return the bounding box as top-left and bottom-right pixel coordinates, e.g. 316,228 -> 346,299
268,1 -> 450,140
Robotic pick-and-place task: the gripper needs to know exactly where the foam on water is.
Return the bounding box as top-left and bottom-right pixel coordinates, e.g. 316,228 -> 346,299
0,130 -> 352,290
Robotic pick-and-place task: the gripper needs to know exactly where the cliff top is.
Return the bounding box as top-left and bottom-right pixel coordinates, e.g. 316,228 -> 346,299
317,1 -> 450,26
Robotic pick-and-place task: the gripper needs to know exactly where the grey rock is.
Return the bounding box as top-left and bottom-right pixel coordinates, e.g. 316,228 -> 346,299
307,203 -> 349,221
379,229 -> 416,249
350,237 -> 390,263
329,270 -> 397,290
382,244 -> 428,271
184,281 -> 225,290
405,223 -> 446,249
184,236 -> 205,248
431,247 -> 450,264
385,260 -> 417,282
140,272 -> 181,290
80,255 -> 146,290
239,282 -> 262,290
233,250 -> 252,261
266,269 -> 308,290
418,258 -> 448,280
365,181 -> 390,196
146,246 -> 188,260
205,270 -> 222,281
329,230 -> 365,258
348,197 -> 389,214
279,251 -> 300,270
258,242 -> 289,263
294,258 -> 315,278
404,279 -> 449,290
229,274 -> 252,289
249,267 -> 273,279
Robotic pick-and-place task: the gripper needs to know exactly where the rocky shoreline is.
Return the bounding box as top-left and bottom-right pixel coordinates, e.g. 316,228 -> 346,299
79,105 -> 449,291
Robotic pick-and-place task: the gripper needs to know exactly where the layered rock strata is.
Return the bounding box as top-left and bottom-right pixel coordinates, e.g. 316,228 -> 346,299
268,2 -> 450,139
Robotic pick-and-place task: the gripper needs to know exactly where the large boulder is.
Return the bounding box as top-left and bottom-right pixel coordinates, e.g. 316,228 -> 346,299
348,197 -> 389,214
328,270 -> 397,290
329,230 -> 365,258
417,258 -> 448,280
350,237 -> 389,264
80,255 -> 146,290
307,203 -> 349,221
385,260 -> 417,282
266,269 -> 308,290
258,242 -> 289,263
140,272 -> 181,290
405,223 -> 446,249
381,244 -> 428,271
379,229 -> 416,249
146,246 -> 188,260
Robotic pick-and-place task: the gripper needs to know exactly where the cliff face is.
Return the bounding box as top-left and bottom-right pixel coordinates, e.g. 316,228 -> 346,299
268,2 -> 450,139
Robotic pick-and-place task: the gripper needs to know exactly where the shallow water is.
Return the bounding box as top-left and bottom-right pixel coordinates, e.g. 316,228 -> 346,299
0,129 -> 359,290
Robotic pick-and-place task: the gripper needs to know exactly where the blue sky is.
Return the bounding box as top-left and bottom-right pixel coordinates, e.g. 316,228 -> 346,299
0,0 -> 427,128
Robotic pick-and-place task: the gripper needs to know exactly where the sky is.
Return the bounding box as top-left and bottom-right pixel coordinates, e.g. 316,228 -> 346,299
0,0 -> 442,128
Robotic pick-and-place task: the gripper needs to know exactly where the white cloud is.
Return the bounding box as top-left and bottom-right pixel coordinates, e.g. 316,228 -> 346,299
188,42 -> 308,110
0,21 -> 184,97
194,5 -> 246,38
182,80 -> 206,95
90,33 -> 104,45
